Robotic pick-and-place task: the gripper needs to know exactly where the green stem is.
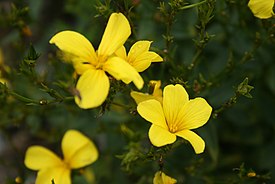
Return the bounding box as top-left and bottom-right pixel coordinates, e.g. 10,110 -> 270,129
9,91 -> 39,104
63,96 -> 74,101
179,0 -> 207,10
212,94 -> 239,118
46,96 -> 74,105
189,49 -> 203,69
9,91 -> 74,105
111,101 -> 131,109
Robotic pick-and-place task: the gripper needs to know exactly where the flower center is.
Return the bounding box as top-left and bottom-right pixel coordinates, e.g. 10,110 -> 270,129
62,160 -> 71,170
169,124 -> 178,133
127,58 -> 133,65
95,62 -> 104,69
95,55 -> 107,69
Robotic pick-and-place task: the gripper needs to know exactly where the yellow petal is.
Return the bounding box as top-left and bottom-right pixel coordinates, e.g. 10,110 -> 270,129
58,52 -> 95,75
75,69 -> 109,109
150,52 -> 163,62
103,56 -> 144,89
115,46 -> 127,60
73,61 -> 95,75
176,130 -> 205,154
151,80 -> 163,98
248,0 -> 274,19
128,41 -> 152,61
130,91 -> 155,104
163,84 -> 189,126
24,146 -> 63,170
137,99 -> 167,129
149,124 -> 176,147
98,13 -> 131,57
36,167 -> 71,184
50,31 -> 98,67
131,52 -> 162,72
177,97 -> 212,130
62,130 -> 98,169
153,171 -> 177,184
128,41 -> 163,72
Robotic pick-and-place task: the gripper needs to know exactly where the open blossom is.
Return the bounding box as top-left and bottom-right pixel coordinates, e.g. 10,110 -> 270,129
137,84 -> 212,154
153,171 -> 177,184
248,0 -> 274,19
131,80 -> 163,104
24,130 -> 98,184
115,40 -> 163,72
50,13 -> 143,109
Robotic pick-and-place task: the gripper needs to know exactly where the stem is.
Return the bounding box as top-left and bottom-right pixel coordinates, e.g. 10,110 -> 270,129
189,49 -> 203,69
111,101 -> 131,109
9,91 -> 74,105
212,94 -> 239,118
9,91 -> 39,104
179,0 -> 207,10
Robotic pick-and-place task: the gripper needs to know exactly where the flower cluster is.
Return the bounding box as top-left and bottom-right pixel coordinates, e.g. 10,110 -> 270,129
50,13 -> 162,109
25,12 -> 213,184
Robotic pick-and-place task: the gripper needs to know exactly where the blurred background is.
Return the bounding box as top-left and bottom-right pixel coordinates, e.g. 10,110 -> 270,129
0,0 -> 275,183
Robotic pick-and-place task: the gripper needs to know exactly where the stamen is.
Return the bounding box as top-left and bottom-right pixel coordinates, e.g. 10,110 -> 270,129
168,117 -> 184,133
96,55 -> 107,69
63,160 -> 71,169
169,124 -> 178,133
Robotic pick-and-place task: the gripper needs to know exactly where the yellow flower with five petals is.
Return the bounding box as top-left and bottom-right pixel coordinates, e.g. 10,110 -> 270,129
50,13 -> 144,109
137,84 -> 212,154
115,40 -> 163,72
24,129 -> 98,184
153,171 -> 177,184
248,0 -> 274,19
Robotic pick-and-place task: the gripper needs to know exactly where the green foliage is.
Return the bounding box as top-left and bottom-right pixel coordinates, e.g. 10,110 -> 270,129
0,0 -> 275,184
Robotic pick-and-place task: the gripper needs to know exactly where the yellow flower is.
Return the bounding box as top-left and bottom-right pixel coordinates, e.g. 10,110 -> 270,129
153,171 -> 177,184
131,80 -> 163,104
50,13 -> 144,109
137,84 -> 212,154
24,130 -> 98,184
115,40 -> 163,72
248,0 -> 274,19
